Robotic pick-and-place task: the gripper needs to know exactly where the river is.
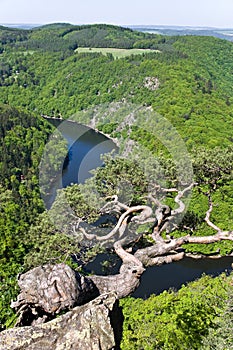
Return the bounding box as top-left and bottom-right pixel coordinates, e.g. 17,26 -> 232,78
45,118 -> 117,207
47,117 -> 233,297
84,253 -> 233,298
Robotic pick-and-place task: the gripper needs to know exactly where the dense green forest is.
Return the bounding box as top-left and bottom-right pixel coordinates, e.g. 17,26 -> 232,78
0,23 -> 232,348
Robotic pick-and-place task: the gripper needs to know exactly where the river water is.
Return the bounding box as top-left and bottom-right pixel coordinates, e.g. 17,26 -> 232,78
48,118 -> 233,297
85,253 -> 233,298
45,118 -> 117,206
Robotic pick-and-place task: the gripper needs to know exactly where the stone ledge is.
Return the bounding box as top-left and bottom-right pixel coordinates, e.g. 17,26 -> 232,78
0,292 -> 120,350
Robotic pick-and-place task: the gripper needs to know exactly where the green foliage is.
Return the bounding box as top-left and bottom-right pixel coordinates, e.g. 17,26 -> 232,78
0,186 -> 28,328
39,130 -> 68,198
95,156 -> 149,205
0,104 -> 52,186
173,179 -> 233,255
51,184 -> 100,224
97,122 -> 118,134
23,211 -> 81,270
120,274 -> 231,350
201,280 -> 233,349
0,106 -> 52,328
0,24 -> 233,333
1,26 -> 233,149
192,146 -> 233,187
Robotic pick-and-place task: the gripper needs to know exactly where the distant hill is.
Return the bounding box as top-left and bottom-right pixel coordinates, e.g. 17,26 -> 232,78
0,23 -> 150,51
0,23 -> 40,29
2,23 -> 233,41
0,23 -> 233,148
130,25 -> 233,42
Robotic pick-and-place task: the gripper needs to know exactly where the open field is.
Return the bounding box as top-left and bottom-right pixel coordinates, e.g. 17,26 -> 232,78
75,47 -> 159,58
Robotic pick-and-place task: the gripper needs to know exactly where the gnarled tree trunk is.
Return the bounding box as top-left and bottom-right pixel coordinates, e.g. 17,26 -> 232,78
11,188 -> 233,326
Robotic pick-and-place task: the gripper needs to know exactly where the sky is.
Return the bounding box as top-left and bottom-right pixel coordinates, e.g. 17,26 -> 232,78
0,0 -> 233,28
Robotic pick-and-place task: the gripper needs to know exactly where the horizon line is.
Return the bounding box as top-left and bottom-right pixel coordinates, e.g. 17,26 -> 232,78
1,22 -> 233,30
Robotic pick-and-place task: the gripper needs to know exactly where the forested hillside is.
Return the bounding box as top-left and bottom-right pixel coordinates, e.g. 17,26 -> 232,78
0,24 -> 233,147
0,24 -> 232,348
0,105 -> 52,327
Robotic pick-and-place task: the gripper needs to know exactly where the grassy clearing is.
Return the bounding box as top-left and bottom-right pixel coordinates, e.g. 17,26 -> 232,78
75,47 -> 159,59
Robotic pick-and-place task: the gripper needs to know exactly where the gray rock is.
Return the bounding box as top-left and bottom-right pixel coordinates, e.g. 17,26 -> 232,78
0,292 -> 121,350
11,263 -> 99,325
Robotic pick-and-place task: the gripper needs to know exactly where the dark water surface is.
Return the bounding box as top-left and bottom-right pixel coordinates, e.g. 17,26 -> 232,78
48,118 -> 233,297
46,118 -> 117,207
133,256 -> 233,298
85,254 -> 233,298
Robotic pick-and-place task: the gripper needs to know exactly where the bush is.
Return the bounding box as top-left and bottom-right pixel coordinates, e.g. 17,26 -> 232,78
120,273 -> 231,349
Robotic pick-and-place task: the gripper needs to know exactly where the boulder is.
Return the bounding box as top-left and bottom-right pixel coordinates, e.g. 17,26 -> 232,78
0,292 -> 122,350
11,263 -> 99,325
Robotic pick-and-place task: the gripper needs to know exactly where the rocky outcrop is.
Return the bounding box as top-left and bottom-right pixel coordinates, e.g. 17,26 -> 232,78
0,292 -> 122,350
144,76 -> 160,90
11,262 -> 143,326
11,263 -> 99,326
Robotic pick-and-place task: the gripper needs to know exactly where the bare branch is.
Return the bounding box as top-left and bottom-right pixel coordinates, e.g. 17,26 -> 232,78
100,195 -> 130,214
131,205 -> 153,223
78,205 -> 154,242
114,240 -> 143,267
205,197 -> 221,232
187,231 -> 233,244
171,183 -> 195,216
134,228 -> 233,267
149,252 -> 185,266
77,227 -> 96,240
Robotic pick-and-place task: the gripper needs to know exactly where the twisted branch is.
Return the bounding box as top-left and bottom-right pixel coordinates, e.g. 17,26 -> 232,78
74,185 -> 232,270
